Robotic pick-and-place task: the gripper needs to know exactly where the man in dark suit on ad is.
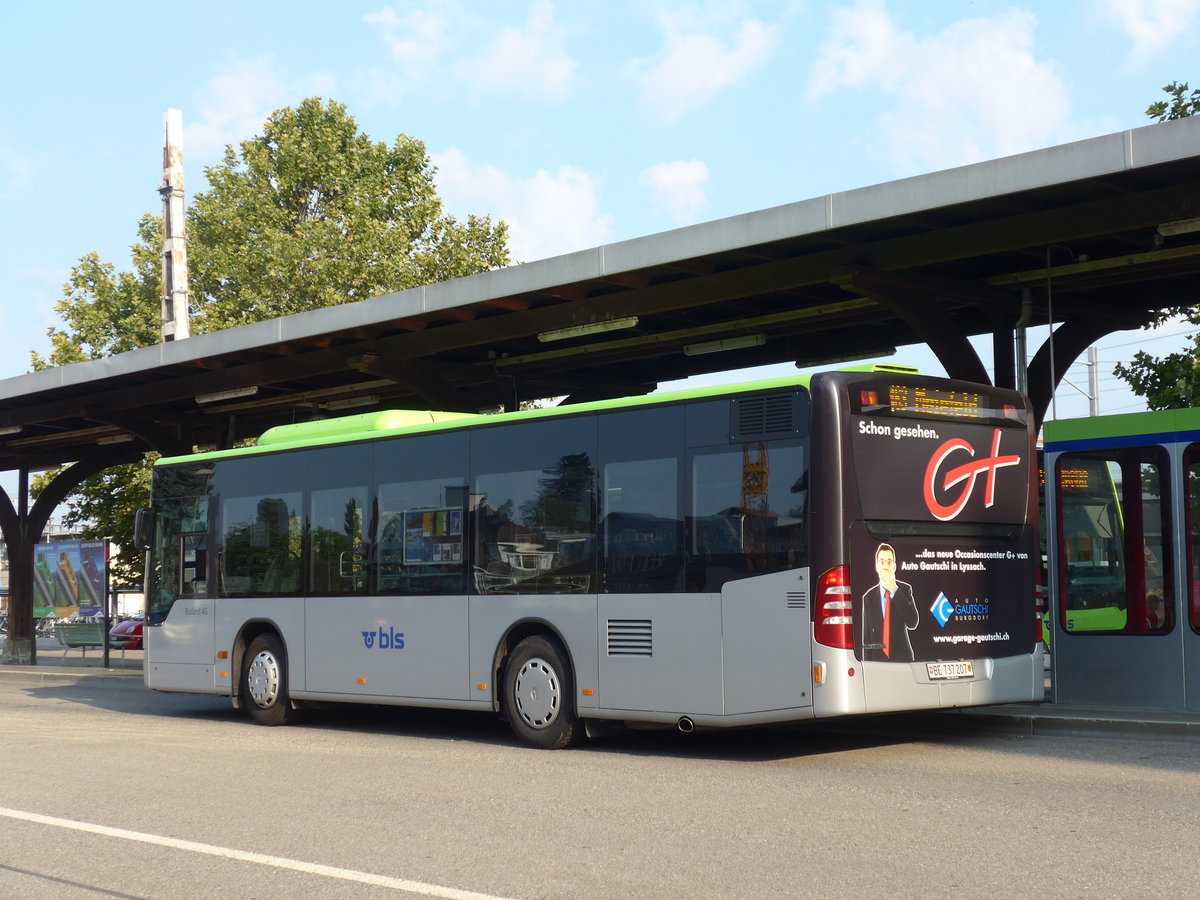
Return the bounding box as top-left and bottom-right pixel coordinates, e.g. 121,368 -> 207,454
861,542 -> 919,661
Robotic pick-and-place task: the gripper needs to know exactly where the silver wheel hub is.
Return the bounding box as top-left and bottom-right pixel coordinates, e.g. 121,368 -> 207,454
514,657 -> 560,729
246,649 -> 281,709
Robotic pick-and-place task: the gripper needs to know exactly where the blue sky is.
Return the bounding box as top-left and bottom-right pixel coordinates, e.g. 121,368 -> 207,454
1,0 -> 1198,423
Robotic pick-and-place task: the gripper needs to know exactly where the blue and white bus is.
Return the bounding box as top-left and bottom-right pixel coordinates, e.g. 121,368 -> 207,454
136,365 -> 1042,747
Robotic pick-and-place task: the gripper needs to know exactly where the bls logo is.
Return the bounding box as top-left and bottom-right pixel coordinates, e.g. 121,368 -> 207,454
362,626 -> 405,650
923,428 -> 1020,521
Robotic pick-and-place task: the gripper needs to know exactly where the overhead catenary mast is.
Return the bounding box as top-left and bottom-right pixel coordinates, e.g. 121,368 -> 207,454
159,108 -> 190,341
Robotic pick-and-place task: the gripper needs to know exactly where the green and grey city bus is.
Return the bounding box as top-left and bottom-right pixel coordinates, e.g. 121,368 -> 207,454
136,365 -> 1042,747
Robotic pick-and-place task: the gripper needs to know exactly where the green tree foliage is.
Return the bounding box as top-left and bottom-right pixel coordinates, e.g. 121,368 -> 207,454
32,215 -> 162,369
1146,80 -> 1200,122
30,99 -> 510,580
38,97 -> 508,361
1112,82 -> 1200,410
1114,339 -> 1200,411
190,98 -> 508,328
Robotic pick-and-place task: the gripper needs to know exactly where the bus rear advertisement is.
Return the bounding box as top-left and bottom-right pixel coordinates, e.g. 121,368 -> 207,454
848,395 -> 1035,667
136,366 -> 1043,748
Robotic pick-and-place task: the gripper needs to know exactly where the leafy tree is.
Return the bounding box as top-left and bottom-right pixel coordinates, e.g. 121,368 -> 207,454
190,98 -> 507,328
1112,336 -> 1200,411
37,98 -> 508,361
1146,80 -> 1200,122
1112,82 -> 1200,410
30,99 -> 510,581
33,216 -> 162,368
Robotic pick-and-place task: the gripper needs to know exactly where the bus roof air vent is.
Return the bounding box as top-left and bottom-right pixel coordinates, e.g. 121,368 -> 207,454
257,410 -> 479,447
836,363 -> 921,375
731,393 -> 801,441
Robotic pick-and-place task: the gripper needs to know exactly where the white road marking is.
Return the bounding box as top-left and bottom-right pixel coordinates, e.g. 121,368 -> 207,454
0,806 -> 511,900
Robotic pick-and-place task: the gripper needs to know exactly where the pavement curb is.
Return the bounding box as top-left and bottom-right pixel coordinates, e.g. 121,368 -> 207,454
950,706 -> 1200,742
0,665 -> 143,685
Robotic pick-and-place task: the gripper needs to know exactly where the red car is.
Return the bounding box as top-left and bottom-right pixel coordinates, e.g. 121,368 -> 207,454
108,617 -> 143,650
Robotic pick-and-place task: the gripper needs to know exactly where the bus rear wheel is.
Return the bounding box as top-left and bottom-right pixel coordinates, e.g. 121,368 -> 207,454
241,633 -> 295,726
503,635 -> 581,749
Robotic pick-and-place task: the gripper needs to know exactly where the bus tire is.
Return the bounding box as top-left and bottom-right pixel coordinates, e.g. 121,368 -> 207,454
241,633 -> 295,726
503,635 -> 581,749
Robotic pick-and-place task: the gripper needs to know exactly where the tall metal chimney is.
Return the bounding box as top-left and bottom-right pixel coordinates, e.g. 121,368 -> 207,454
159,108 -> 191,341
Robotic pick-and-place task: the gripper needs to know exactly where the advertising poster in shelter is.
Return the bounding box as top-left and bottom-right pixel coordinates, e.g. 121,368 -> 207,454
32,540 -> 108,613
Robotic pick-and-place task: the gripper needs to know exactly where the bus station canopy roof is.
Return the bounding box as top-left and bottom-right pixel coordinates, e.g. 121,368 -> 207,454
2,115 -> 1199,469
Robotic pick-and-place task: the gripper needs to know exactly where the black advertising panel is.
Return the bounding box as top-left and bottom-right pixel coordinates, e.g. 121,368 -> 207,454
847,377 -> 1035,662
851,417 -> 1031,524
852,524 -> 1033,662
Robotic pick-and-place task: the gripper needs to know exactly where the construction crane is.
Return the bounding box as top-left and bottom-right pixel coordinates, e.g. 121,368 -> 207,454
741,441 -> 769,569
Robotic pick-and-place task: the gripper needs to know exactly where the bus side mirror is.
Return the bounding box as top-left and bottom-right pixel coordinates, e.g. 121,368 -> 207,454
133,508 -> 156,551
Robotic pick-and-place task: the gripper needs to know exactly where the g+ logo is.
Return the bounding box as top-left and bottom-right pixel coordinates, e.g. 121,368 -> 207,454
923,428 -> 1020,521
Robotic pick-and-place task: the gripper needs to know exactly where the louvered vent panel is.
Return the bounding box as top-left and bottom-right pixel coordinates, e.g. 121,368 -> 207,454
786,591 -> 807,609
607,619 -> 653,656
735,394 -> 795,438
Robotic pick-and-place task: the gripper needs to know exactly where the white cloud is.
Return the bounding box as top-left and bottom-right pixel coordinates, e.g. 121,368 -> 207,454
363,1 -> 574,104
185,57 -> 336,161
1100,0 -> 1200,61
363,1 -> 460,85
639,8 -> 779,124
808,1 -> 1069,174
642,159 -> 709,224
433,148 -> 612,262
455,1 -> 576,103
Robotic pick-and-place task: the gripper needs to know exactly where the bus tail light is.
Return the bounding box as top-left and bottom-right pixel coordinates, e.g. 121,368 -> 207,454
815,565 -> 854,649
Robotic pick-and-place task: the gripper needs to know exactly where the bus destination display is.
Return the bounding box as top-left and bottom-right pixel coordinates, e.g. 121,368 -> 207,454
887,384 -> 984,419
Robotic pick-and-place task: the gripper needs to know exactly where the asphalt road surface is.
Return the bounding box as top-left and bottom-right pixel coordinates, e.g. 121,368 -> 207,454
0,674 -> 1197,898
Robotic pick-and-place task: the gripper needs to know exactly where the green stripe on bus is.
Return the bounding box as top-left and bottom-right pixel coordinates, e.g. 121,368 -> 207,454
1044,407 -> 1200,443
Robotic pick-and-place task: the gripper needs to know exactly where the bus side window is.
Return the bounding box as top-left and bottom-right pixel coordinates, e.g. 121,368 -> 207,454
219,493 -> 302,597
307,445 -> 371,598
687,441 -> 808,592
470,418 -> 598,596
373,431 -> 470,597
601,457 -> 682,592
1057,450 -> 1172,635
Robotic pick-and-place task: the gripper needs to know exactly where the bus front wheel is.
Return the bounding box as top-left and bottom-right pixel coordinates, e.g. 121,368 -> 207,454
503,635 -> 581,749
241,633 -> 295,726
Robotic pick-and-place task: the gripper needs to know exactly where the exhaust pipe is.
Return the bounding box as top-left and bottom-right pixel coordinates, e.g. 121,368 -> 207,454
677,716 -> 695,733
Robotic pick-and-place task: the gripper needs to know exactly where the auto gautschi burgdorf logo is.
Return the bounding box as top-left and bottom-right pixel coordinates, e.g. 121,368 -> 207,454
931,592 -> 955,627
930,593 -> 990,627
